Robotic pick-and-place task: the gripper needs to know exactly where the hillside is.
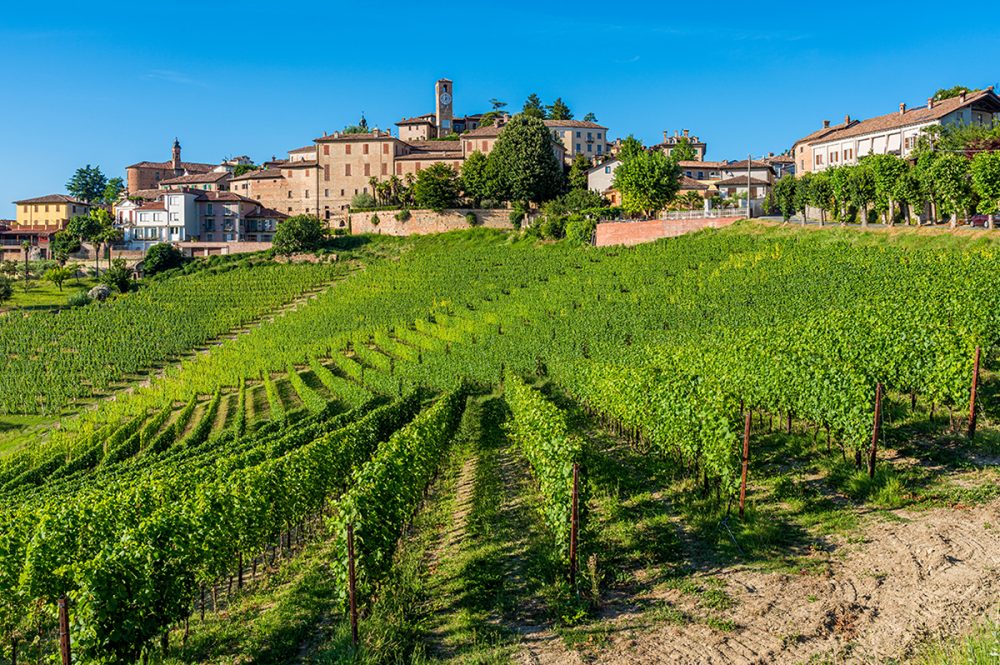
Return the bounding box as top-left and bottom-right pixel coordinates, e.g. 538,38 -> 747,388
0,222 -> 998,665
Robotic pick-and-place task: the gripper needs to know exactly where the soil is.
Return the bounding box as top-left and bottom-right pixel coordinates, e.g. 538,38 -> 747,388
518,499 -> 1000,664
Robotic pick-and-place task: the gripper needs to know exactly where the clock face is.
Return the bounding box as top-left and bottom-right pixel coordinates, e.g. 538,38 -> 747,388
439,92 -> 452,106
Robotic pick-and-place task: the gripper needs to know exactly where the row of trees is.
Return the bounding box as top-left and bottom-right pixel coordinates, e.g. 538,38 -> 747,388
764,150 -> 1000,228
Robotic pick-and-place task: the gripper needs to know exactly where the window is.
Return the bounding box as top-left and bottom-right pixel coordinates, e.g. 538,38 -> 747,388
576,144 -> 581,152
364,164 -> 370,176
481,140 -> 488,151
576,131 -> 581,138
363,144 -> 369,155
345,165 -> 351,176
597,145 -> 602,154
587,132 -> 592,140
815,154 -> 824,166
382,143 -> 389,155
381,163 -> 388,175
324,189 -> 329,197
287,191 -> 293,198
345,144 -> 352,155
340,189 -> 345,196
305,190 -> 309,198
323,145 -> 329,155
44,205 -> 49,212
598,133 -> 602,140
587,144 -> 592,152
605,166 -> 612,174
396,163 -> 402,175
698,171 -> 705,179
324,165 -> 330,181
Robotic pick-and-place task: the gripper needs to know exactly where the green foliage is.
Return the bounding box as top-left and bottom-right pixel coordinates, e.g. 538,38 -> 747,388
522,93 -> 546,119
101,177 -> 125,205
568,153 -> 590,191
932,85 -> 973,101
547,97 -> 573,120
232,163 -> 259,177
465,211 -> 479,227
461,150 -> 494,206
0,275 -> 12,304
564,216 -> 596,243
99,257 -> 134,293
66,164 -> 108,203
931,153 -> 975,224
143,243 -> 185,276
582,112 -> 598,123
971,151 -> 1000,215
613,140 -> 681,217
272,215 -> 325,256
488,115 -> 566,203
50,230 -> 81,265
668,136 -> 698,163
412,162 -> 461,212
42,265 -> 73,291
772,175 -> 798,221
350,192 -> 376,209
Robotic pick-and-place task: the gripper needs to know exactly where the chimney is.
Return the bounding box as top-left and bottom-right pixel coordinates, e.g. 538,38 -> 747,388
683,129 -> 690,137
899,102 -> 906,115
959,90 -> 967,102
323,130 -> 327,136
927,98 -> 934,109
663,131 -> 668,142
823,120 -> 830,128
844,114 -> 851,124
674,130 -> 679,137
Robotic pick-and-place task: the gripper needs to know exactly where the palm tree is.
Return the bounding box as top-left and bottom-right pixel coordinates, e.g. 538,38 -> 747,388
21,240 -> 31,291
368,176 -> 380,206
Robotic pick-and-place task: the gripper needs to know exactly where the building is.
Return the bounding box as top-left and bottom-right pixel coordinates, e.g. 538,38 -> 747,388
545,119 -> 609,162
11,194 -> 91,230
792,87 -> 1000,174
123,190 -> 287,250
764,153 -> 796,178
126,139 -> 216,192
678,161 -> 727,187
229,167 -> 288,210
158,170 -> 232,191
654,130 -> 707,160
395,79 -> 481,140
587,158 -> 620,197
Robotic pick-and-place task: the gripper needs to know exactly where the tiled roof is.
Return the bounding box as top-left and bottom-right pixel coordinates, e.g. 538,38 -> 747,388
246,207 -> 289,219
678,176 -> 708,190
461,125 -> 502,138
725,160 -> 774,170
542,119 -> 608,130
765,155 -> 795,164
129,188 -> 165,200
396,151 -> 464,161
797,88 -> 1000,147
194,191 -> 256,202
160,171 -> 231,186
715,176 -> 772,187
13,194 -> 91,205
405,140 -> 462,151
314,131 -> 396,142
137,202 -> 166,211
288,145 -> 316,154
396,116 -> 435,125
231,168 -> 285,181
282,160 -> 318,168
126,160 -> 216,172
678,160 -> 727,169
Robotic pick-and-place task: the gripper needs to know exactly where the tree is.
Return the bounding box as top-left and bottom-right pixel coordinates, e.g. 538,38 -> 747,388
66,164 -> 108,203
808,172 -> 834,225
65,212 -> 103,272
232,164 -> 259,177
50,230 -> 81,265
461,151 -> 496,206
931,153 -> 974,228
971,151 -> 1000,229
568,153 -> 590,191
892,169 -> 925,225
865,154 -> 908,225
617,136 -> 645,161
846,165 -> 876,225
932,85 -> 973,102
489,98 -> 507,111
612,142 -> 681,218
412,163 -> 461,212
772,175 -> 798,222
0,275 -> 11,306
272,215 -> 325,256
522,93 -> 546,119
582,112 -> 598,123
102,177 -> 125,205
547,98 -> 573,121
90,208 -> 119,273
668,137 -> 698,163
43,265 -> 73,291
144,243 -> 185,276
488,114 -> 565,203
100,257 -> 134,293
478,111 -> 501,128
21,241 -> 31,290
0,260 -> 16,278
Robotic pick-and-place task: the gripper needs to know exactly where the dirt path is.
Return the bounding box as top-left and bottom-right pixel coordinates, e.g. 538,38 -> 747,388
519,499 -> 1000,664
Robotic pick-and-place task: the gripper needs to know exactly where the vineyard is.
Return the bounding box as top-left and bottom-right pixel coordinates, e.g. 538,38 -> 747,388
1,223 -> 998,664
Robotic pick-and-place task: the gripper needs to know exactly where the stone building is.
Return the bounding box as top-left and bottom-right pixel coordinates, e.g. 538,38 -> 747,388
653,130 -> 707,161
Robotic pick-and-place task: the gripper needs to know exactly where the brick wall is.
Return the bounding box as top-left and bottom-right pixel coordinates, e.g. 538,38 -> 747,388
594,217 -> 743,247
348,208 -> 513,236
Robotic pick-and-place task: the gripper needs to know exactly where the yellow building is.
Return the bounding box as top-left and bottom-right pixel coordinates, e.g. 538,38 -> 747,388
12,194 -> 91,230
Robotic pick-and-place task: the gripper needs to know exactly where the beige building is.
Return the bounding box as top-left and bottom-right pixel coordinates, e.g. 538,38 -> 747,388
654,130 -> 707,160
793,87 -> 1000,174
12,194 -> 91,230
126,139 -> 215,192
159,170 -> 231,191
545,119 -> 608,162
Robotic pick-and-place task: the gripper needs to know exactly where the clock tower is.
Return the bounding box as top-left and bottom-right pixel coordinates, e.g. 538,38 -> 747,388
435,78 -> 453,138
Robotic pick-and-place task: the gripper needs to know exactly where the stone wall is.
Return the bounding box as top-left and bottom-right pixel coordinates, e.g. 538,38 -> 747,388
594,217 -> 743,247
348,208 -> 513,236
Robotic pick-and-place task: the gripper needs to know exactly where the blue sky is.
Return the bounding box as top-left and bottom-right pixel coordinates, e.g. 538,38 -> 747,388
1,1 -> 998,214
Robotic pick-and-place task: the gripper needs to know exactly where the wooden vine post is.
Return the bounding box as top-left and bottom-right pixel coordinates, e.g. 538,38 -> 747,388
347,522 -> 359,648
58,595 -> 71,665
569,463 -> 580,588
868,383 -> 883,479
739,411 -> 752,520
968,346 -> 981,440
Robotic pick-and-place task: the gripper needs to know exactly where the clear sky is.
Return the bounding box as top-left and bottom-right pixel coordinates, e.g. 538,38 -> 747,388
1,1 -> 998,214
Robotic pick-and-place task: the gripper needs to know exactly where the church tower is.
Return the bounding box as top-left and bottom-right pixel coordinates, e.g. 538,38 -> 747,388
435,79 -> 453,138
171,138 -> 182,175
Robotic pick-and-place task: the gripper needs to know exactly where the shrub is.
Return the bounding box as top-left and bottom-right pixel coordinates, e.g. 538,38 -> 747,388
509,201 -> 529,229
465,212 -> 479,227
143,243 -> 185,276
351,192 -> 376,209
0,275 -> 13,305
273,215 -> 325,256
540,214 -> 567,240
371,214 -> 380,227
394,208 -> 411,222
565,216 -> 596,243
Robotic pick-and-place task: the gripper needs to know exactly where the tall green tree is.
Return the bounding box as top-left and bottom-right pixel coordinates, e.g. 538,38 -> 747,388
273,215 -> 325,256
461,151 -> 496,206
794,173 -> 813,224
892,169 -> 925,225
412,163 -> 461,212
612,140 -> 681,218
50,230 -> 82,265
932,85 -> 973,101
808,171 -> 834,225
546,98 -> 573,121
930,153 -> 974,228
522,93 -> 546,119
488,114 -> 565,204
0,275 -> 12,306
66,165 -> 108,203
582,112 -> 598,123
866,154 -> 908,225
65,212 -> 103,271
772,175 -> 798,222
668,137 -> 698,163
568,153 -> 590,191
971,151 -> 1000,229
489,98 -> 507,111
102,177 -> 125,205
847,165 -> 876,225
617,136 -> 645,161
90,208 -> 119,273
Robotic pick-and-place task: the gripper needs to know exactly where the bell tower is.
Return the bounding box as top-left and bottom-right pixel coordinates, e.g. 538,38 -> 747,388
435,79 -> 453,138
171,138 -> 182,174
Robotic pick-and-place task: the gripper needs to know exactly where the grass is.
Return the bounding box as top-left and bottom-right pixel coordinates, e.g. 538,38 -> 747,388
1,274 -> 98,311
913,616 -> 1000,664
